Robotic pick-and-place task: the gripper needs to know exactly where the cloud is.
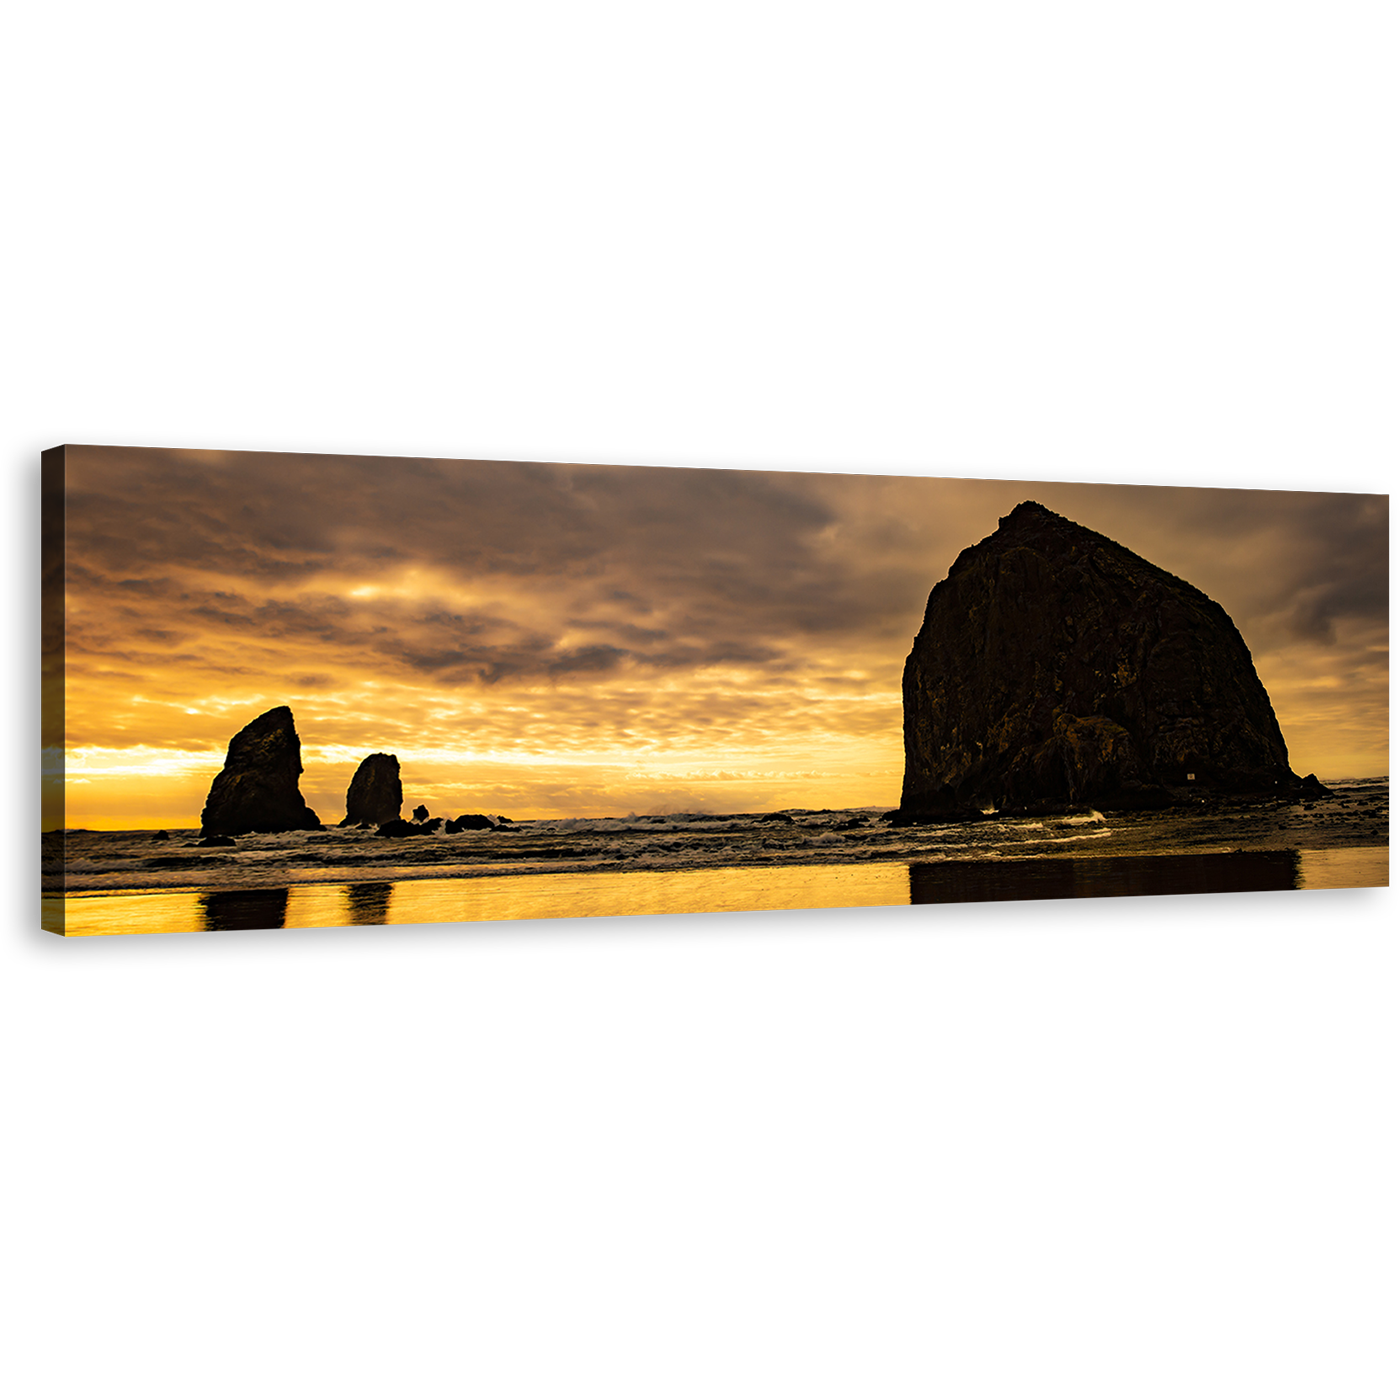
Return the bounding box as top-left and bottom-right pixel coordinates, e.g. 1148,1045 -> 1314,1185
50,446 -> 1389,823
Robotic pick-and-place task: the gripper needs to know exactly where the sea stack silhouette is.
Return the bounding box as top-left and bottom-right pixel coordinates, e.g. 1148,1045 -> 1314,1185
200,705 -> 322,836
340,753 -> 403,827
896,502 -> 1324,822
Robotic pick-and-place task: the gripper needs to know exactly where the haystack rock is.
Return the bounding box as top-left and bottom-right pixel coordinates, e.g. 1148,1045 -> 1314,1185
200,705 -> 321,836
896,502 -> 1314,822
339,753 -> 403,827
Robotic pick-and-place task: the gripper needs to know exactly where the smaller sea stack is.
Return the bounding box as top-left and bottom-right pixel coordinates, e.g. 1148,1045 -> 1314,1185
340,753 -> 403,827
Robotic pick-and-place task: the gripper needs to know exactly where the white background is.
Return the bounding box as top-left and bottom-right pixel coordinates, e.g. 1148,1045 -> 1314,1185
5,0 -> 1394,453
5,940 -> 1394,1400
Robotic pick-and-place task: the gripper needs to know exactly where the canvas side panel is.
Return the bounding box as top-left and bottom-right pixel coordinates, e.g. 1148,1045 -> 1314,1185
41,446 -> 67,933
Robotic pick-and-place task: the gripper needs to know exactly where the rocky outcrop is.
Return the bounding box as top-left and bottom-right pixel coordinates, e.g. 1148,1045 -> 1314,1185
375,817 -> 444,837
339,753 -> 403,827
376,813 -> 498,836
200,706 -> 322,836
411,804 -> 429,822
897,502 -> 1312,821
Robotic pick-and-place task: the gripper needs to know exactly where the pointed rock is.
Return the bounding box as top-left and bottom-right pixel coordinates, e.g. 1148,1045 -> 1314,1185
200,706 -> 321,836
898,502 -> 1311,820
339,753 -> 403,827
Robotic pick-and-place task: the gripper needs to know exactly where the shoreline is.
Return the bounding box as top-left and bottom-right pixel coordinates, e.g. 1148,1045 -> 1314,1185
45,844 -> 1389,936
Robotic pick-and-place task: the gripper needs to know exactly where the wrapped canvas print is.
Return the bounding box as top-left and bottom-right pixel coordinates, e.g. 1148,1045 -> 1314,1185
41,446 -> 1389,936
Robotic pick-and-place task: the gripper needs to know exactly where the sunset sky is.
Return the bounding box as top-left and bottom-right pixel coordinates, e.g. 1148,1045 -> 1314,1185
44,446 -> 1389,830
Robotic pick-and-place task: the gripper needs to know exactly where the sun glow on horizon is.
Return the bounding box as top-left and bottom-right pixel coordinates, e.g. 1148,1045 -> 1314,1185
64,746 -> 226,778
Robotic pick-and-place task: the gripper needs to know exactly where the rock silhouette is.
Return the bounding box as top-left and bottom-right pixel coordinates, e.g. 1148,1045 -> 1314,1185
200,706 -> 322,836
340,753 -> 403,827
897,502 -> 1311,821
375,817 -> 443,837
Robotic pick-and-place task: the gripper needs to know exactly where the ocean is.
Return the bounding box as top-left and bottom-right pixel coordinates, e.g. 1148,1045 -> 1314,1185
42,778 -> 1388,935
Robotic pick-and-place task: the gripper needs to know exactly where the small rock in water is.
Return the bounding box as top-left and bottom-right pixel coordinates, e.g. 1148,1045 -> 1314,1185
412,804 -> 429,822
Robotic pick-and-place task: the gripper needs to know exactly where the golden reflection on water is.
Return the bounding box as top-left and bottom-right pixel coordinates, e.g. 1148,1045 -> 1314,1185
48,847 -> 1387,936
1298,847 -> 1388,889
53,862 -> 913,935
46,890 -> 204,937
388,862 -> 912,925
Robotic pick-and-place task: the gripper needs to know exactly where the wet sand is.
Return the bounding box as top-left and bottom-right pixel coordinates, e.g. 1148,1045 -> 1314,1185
48,844 -> 1387,935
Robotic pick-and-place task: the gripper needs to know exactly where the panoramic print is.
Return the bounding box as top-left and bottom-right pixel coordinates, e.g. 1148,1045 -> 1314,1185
41,446 -> 1388,935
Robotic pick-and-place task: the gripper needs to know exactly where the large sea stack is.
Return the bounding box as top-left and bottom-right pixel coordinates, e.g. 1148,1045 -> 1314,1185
200,706 -> 322,836
897,502 -> 1314,821
339,753 -> 403,827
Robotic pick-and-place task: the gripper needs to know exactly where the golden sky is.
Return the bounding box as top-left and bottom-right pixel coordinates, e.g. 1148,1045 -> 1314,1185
44,446 -> 1389,829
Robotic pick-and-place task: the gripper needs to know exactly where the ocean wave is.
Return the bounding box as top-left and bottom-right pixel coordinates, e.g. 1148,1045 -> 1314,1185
50,789 -> 1383,897
1032,829 -> 1112,845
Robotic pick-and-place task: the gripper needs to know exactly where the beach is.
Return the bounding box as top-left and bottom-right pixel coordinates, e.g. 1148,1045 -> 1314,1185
43,778 -> 1388,935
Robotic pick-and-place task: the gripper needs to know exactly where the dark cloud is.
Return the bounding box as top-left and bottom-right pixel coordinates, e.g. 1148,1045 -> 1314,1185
545,645 -> 628,677
187,603 -> 257,629
1287,597 -> 1342,646
567,618 -> 671,646
398,648 -> 481,674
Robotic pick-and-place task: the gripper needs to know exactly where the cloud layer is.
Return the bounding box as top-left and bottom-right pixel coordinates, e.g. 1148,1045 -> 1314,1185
48,447 -> 1388,826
